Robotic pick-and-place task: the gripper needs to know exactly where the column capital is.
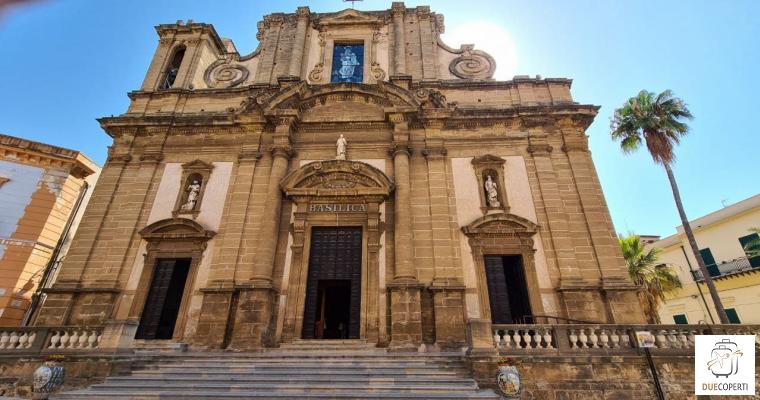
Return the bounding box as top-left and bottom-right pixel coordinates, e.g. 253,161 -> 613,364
422,146 -> 447,159
391,2 -> 406,15
270,144 -> 294,159
527,144 -> 553,155
295,6 -> 310,19
388,143 -> 412,157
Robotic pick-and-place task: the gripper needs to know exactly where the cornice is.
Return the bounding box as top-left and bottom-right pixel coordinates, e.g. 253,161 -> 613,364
0,134 -> 98,177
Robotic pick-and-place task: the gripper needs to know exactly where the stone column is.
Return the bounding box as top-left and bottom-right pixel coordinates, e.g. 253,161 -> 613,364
387,113 -> 423,351
391,2 -> 406,76
287,7 -> 310,78
229,118 -> 294,349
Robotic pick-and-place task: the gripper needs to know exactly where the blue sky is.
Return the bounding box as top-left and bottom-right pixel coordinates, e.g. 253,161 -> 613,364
1,0 -> 758,237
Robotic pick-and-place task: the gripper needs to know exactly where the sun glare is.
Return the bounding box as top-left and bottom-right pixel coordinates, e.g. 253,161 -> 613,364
441,21 -> 518,80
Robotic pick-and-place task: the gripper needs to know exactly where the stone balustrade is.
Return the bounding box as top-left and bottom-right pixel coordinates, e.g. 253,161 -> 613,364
0,326 -> 104,354
492,324 -> 760,354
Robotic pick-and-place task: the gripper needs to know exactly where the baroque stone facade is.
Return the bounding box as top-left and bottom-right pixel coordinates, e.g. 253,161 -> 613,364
34,3 -> 645,353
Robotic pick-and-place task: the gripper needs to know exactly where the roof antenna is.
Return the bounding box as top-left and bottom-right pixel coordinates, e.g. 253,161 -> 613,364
343,0 -> 363,9
721,198 -> 729,208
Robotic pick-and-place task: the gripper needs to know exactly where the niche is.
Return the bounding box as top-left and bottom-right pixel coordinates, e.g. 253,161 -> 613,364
173,160 -> 214,217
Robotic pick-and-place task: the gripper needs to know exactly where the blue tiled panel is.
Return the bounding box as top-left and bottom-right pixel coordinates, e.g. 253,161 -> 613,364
331,44 -> 364,83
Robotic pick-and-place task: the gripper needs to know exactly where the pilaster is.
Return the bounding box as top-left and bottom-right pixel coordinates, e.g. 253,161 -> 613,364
391,2 -> 407,76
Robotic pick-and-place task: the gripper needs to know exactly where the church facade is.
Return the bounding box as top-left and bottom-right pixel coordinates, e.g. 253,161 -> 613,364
34,3 -> 645,352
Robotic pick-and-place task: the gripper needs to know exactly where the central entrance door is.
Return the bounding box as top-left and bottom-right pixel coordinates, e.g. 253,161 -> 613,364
135,258 -> 191,340
483,255 -> 532,324
302,227 -> 362,339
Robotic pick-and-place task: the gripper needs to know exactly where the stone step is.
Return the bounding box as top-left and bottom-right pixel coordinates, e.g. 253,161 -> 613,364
52,351 -> 499,400
150,360 -> 462,368
55,389 -> 501,399
136,368 -> 466,376
145,366 -> 468,375
108,375 -> 475,385
80,382 -> 480,392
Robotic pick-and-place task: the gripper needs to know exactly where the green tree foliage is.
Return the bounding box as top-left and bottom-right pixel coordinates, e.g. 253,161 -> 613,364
619,234 -> 682,323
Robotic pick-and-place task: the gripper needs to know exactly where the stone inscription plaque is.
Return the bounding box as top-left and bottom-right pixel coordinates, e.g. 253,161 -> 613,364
309,203 -> 367,213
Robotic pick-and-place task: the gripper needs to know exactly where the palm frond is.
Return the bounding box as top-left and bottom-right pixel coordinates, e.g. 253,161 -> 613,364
610,89 -> 693,165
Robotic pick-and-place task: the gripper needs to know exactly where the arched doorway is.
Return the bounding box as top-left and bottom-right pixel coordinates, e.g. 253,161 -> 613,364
277,160 -> 393,344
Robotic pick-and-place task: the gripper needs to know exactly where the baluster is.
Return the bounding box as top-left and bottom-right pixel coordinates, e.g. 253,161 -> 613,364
599,329 -> 610,348
578,328 -> 588,348
655,330 -> 668,349
60,330 -> 70,349
9,331 -> 20,350
543,328 -> 553,349
26,331 -> 36,349
521,330 -> 531,349
88,330 -> 99,348
669,330 -> 682,349
493,330 -> 501,348
48,330 -> 61,349
77,329 -> 89,348
620,330 -> 632,348
532,330 -> 542,349
677,330 -> 689,349
568,329 -> 578,349
96,330 -> 102,347
0,331 -> 10,349
69,329 -> 80,349
512,330 -> 521,349
588,329 -> 599,348
18,332 -> 29,349
608,330 -> 619,348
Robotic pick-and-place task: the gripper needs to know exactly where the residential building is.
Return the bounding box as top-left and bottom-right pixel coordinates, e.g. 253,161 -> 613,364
0,133 -> 99,326
651,194 -> 760,325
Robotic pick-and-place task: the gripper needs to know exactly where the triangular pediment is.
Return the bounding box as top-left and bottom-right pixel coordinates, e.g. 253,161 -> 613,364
182,159 -> 214,171
316,9 -> 382,28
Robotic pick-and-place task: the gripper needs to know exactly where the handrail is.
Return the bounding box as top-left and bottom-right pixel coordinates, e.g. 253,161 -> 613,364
516,315 -> 603,324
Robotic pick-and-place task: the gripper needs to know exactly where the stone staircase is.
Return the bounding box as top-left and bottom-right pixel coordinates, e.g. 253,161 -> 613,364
54,341 -> 500,399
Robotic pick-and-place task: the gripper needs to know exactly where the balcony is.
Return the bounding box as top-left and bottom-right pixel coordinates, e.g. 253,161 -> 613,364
691,256 -> 760,281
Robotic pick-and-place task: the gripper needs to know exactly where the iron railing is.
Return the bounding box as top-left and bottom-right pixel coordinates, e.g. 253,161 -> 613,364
691,256 -> 759,281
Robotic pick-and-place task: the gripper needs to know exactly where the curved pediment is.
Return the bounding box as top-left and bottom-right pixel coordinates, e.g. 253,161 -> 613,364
261,81 -> 419,116
462,213 -> 538,236
280,160 -> 394,198
140,218 -> 216,241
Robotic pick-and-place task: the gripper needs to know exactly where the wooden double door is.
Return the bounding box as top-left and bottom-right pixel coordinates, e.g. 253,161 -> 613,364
135,258 -> 191,340
484,255 -> 532,324
302,227 -> 362,339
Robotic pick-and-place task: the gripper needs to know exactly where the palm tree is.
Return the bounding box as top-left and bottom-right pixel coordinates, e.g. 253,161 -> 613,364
610,89 -> 730,323
619,234 -> 681,323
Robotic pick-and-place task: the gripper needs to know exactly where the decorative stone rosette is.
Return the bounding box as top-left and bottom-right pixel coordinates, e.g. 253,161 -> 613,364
33,361 -> 64,398
204,58 -> 249,88
496,365 -> 520,398
449,45 -> 496,80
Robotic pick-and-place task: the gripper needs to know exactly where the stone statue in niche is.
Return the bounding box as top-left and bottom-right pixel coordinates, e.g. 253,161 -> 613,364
181,180 -> 202,211
485,175 -> 500,208
336,134 -> 347,160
